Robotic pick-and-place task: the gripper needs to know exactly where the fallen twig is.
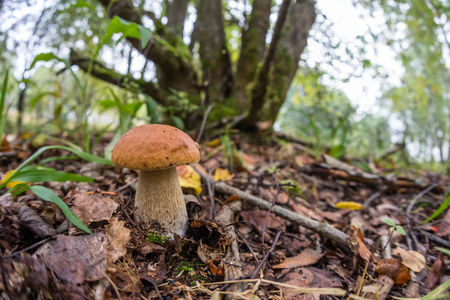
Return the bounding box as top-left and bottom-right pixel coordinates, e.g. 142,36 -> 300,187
215,182 -> 351,249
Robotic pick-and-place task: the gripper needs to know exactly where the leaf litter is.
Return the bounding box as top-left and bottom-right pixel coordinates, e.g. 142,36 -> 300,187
0,133 -> 449,299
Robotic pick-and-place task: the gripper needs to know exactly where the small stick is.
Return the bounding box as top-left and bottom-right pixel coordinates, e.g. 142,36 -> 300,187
2,238 -> 52,259
250,231 -> 283,279
196,103 -> 214,143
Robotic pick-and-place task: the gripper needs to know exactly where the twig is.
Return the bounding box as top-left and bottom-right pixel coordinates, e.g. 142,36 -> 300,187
215,182 -> 351,249
235,229 -> 260,263
364,186 -> 388,207
196,103 -> 214,143
406,183 -> 438,250
419,229 -> 450,248
2,238 -> 52,259
113,178 -> 138,193
250,231 -> 283,279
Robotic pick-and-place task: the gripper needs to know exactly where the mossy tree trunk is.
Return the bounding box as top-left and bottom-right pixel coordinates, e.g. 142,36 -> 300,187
70,0 -> 316,132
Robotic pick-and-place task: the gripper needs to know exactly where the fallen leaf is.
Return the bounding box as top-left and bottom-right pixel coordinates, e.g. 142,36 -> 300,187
336,201 -> 364,210
295,154 -> 315,166
105,218 -> 131,267
392,247 -> 426,273
375,258 -> 411,284
204,139 -> 221,147
177,165 -> 202,195
46,233 -> 107,284
425,253 -> 443,291
213,168 -> 234,181
65,190 -> 118,224
355,235 -> 372,262
240,210 -> 286,242
197,242 -> 222,264
209,261 -> 224,277
273,248 -> 323,269
1,170 -> 26,189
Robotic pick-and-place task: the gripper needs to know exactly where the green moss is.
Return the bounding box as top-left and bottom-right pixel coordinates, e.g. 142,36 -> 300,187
146,231 -> 170,244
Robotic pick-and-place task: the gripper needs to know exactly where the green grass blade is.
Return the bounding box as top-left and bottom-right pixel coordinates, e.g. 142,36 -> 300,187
30,186 -> 92,234
1,145 -> 111,189
8,169 -> 94,183
422,195 -> 450,223
0,69 -> 10,141
421,279 -> 450,300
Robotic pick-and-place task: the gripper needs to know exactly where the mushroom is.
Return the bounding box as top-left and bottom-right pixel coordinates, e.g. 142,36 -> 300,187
111,124 -> 201,237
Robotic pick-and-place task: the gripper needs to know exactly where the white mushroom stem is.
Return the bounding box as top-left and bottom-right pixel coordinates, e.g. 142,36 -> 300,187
135,167 -> 188,237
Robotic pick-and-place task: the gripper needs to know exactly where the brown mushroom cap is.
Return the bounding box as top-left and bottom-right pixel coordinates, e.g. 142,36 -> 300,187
111,124 -> 201,170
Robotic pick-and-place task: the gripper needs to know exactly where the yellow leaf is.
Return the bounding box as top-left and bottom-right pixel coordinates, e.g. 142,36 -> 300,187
336,201 -> 364,210
204,139 -> 221,147
1,170 -> 26,189
214,168 -> 234,182
177,165 -> 202,195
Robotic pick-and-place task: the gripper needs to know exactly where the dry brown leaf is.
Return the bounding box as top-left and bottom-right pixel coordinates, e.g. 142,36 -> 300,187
46,233 -> 107,284
65,190 -> 118,224
375,258 -> 412,284
273,248 -> 323,269
425,253 -> 443,291
197,242 -> 222,264
105,218 -> 131,267
240,210 -> 286,242
355,235 -> 372,262
392,247 -> 426,273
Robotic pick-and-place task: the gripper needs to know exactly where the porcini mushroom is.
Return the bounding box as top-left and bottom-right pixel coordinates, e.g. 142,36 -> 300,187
111,124 -> 201,237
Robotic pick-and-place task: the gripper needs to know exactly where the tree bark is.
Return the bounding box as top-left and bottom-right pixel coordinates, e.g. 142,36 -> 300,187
261,0 -> 316,123
234,0 -> 272,110
166,0 -> 190,38
245,0 -> 293,128
195,0 -> 232,103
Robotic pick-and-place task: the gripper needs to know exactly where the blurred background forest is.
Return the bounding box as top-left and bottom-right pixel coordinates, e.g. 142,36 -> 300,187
0,0 -> 449,173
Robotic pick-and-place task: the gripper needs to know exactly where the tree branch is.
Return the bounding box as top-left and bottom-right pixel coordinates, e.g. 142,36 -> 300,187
195,0 -> 233,102
234,0 -> 272,109
69,50 -> 168,105
96,0 -> 197,93
215,182 -> 351,249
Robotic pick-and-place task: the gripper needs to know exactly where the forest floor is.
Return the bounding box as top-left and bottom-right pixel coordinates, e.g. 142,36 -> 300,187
0,132 -> 449,299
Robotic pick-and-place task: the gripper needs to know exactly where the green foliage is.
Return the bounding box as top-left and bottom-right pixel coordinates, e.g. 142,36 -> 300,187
31,185 -> 92,233
435,247 -> 450,256
146,231 -> 170,244
278,67 -> 356,158
0,70 -> 10,141
422,194 -> 450,224
102,16 -> 152,49
1,144 -> 112,233
381,219 -> 406,235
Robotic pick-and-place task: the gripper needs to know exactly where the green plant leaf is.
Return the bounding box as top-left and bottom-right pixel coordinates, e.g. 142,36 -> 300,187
395,225 -> 406,235
8,169 -> 94,183
30,186 -> 91,234
435,247 -> 450,256
67,0 -> 94,10
381,219 -> 396,227
28,52 -> 83,90
103,16 -> 152,48
422,195 -> 450,224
